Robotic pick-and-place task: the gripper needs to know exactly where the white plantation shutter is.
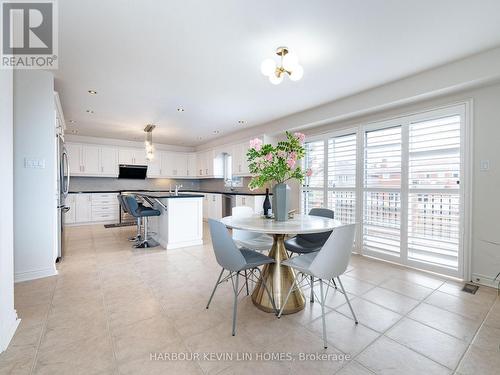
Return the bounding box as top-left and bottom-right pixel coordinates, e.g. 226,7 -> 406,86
407,115 -> 461,269
363,126 -> 402,257
328,133 -> 357,224
302,140 -> 325,211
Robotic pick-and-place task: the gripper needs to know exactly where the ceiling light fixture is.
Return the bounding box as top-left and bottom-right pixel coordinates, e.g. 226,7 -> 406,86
69,120 -> 76,124
144,124 -> 156,161
237,120 -> 246,124
213,130 -> 220,134
261,46 -> 304,85
88,90 -> 97,95
86,109 -> 94,114
177,107 -> 185,112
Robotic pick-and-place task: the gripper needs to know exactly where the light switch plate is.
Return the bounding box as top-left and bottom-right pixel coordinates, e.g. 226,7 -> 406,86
24,158 -> 46,169
480,160 -> 490,171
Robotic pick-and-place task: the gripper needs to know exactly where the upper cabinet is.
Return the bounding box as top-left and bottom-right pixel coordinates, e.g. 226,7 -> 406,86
232,141 -> 251,176
66,143 -> 118,177
197,149 -> 223,178
118,148 -> 147,166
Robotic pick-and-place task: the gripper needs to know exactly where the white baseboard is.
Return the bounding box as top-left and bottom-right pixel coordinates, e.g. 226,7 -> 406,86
472,273 -> 499,289
14,266 -> 58,283
0,311 -> 20,353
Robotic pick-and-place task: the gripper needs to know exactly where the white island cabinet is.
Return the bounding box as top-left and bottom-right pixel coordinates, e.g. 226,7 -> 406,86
138,193 -> 204,250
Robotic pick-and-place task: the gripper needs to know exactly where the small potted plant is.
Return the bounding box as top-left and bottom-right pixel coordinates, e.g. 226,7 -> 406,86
247,131 -> 312,221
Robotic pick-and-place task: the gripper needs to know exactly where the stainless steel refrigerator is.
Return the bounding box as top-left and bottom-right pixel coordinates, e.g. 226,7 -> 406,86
57,134 -> 70,262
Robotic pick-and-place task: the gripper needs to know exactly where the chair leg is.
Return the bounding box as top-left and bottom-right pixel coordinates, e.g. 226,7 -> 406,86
277,274 -> 300,318
337,277 -> 358,324
332,278 -> 338,289
310,276 -> 315,303
244,270 -> 249,296
232,272 -> 239,336
319,279 -> 328,349
206,268 -> 225,309
256,268 -> 278,315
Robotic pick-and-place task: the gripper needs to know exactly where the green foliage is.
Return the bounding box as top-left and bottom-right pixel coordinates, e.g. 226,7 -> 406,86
247,131 -> 306,190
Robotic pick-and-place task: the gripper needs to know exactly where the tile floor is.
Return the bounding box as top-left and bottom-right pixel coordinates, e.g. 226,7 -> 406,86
1,224 -> 499,375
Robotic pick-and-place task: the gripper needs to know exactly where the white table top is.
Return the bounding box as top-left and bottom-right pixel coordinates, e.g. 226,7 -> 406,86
220,214 -> 345,235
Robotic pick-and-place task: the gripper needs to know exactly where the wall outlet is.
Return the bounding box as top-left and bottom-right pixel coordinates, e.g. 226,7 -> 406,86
480,160 -> 490,171
24,158 -> 46,169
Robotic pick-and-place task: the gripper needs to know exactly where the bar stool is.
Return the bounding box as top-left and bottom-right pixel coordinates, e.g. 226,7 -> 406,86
123,195 -> 161,248
117,194 -> 142,243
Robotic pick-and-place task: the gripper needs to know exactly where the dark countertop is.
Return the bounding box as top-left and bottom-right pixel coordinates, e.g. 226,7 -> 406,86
134,192 -> 204,199
69,189 -> 270,196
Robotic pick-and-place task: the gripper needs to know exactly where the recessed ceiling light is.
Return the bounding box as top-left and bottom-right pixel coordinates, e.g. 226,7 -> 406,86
213,130 -> 220,134
88,90 -> 97,95
238,120 -> 246,124
68,119 -> 76,124
86,109 -> 94,114
70,129 -> 79,134
177,107 -> 185,112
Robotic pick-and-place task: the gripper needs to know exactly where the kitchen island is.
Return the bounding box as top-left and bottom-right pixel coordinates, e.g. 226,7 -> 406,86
134,192 -> 204,250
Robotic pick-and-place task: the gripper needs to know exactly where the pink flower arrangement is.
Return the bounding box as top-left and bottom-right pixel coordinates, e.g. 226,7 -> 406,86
306,168 -> 313,177
249,138 -> 263,151
247,131 -> 311,190
294,132 -> 306,143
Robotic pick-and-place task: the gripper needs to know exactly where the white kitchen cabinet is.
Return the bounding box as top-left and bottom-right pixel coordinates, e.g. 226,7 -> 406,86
207,193 -> 222,219
82,145 -> 100,175
119,148 -> 147,165
66,143 -> 82,175
232,141 -> 251,176
74,193 -> 92,223
66,193 -> 119,225
235,195 -> 266,215
196,150 -> 224,178
202,194 -> 208,220
186,153 -> 197,178
64,194 -> 76,224
147,151 -> 163,178
99,147 -> 118,176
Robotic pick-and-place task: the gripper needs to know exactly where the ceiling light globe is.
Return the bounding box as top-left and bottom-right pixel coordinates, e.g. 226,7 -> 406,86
282,52 -> 299,71
269,73 -> 284,85
261,59 -> 276,76
289,64 -> 304,81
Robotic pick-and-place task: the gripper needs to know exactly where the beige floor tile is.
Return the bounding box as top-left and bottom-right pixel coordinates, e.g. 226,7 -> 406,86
386,317 -> 468,369
336,298 -> 402,332
0,344 -> 36,375
308,310 -> 379,355
425,291 -> 492,321
408,303 -> 481,342
218,360 -> 289,375
111,316 -> 183,363
107,297 -> 164,330
379,278 -> 434,300
118,355 -> 204,375
335,361 -> 374,375
337,275 -> 377,296
357,336 -> 450,375
361,287 -> 420,314
471,324 -> 500,351
288,299 -> 334,326
457,344 -> 500,375
34,334 -> 115,375
393,270 -> 445,289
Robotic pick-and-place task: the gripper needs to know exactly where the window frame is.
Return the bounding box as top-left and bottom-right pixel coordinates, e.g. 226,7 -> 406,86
300,101 -> 472,279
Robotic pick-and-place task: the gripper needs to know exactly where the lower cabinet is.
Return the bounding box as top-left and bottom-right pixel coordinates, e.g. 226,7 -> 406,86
65,193 -> 119,225
201,193 -> 222,220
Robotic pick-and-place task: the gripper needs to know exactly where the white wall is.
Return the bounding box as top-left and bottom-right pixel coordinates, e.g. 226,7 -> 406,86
0,70 -> 19,352
14,71 -> 58,282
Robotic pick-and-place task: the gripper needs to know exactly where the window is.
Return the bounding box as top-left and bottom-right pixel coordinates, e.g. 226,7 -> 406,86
301,104 -> 467,277
363,126 -> 402,257
302,133 -> 357,224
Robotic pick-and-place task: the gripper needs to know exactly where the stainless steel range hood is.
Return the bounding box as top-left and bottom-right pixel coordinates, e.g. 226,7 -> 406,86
118,164 -> 147,179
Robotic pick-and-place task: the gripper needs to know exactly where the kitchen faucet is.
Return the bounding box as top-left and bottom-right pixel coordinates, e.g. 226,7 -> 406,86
175,184 -> 183,196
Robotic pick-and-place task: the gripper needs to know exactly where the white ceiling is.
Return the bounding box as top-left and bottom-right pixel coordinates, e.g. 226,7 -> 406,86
56,0 -> 500,146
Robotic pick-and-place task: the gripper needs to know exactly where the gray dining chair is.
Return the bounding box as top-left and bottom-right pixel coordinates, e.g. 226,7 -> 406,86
206,219 -> 278,336
278,224 -> 358,349
284,208 -> 335,303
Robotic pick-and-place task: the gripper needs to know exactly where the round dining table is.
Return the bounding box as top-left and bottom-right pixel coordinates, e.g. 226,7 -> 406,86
220,214 -> 345,314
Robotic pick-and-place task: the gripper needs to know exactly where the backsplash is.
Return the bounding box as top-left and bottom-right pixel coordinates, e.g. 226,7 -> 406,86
69,177 -> 200,192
